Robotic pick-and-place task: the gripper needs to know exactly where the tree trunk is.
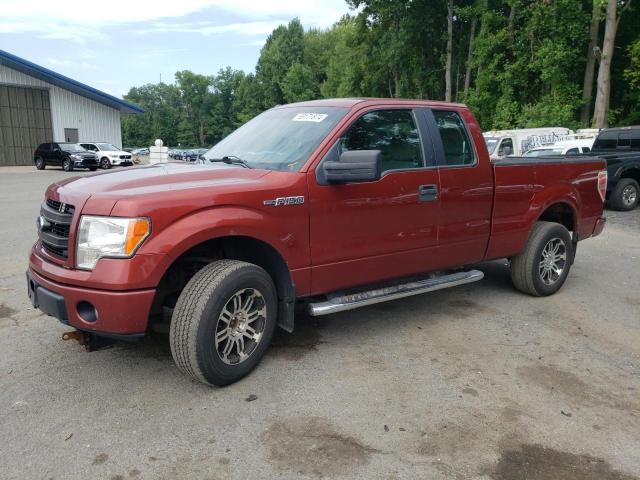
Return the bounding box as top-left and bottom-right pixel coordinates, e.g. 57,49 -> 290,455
463,15 -> 478,101
581,1 -> 602,127
475,0 -> 489,94
508,4 -> 516,33
593,0 -> 619,128
446,0 -> 454,102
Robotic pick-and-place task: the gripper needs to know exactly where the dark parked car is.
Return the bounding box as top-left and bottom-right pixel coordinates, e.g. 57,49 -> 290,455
34,143 -> 99,172
591,126 -> 640,211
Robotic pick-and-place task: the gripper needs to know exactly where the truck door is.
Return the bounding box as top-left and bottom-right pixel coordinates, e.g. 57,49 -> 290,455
423,108 -> 493,266
307,107 -> 441,294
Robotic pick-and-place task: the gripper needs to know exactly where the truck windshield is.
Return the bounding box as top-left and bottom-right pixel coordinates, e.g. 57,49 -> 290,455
202,106 -> 349,171
484,137 -> 499,154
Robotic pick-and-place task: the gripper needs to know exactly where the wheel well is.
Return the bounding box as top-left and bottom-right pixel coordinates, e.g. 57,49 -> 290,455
151,236 -> 295,332
621,168 -> 640,183
538,203 -> 575,234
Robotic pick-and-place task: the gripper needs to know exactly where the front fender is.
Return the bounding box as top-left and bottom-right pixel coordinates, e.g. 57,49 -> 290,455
138,205 -> 310,270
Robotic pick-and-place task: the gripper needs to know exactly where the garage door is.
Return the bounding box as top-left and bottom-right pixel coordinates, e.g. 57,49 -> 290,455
0,85 -> 53,166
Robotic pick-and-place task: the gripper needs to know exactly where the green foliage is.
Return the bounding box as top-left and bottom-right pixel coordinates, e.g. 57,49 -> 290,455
122,0 -> 640,147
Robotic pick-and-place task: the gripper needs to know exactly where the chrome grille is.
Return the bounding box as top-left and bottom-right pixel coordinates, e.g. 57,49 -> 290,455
40,199 -> 75,259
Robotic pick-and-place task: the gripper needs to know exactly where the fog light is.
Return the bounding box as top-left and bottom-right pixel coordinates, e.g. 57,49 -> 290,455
77,301 -> 98,323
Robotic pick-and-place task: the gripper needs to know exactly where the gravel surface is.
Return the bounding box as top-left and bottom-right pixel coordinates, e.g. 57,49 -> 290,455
1,166 -> 638,480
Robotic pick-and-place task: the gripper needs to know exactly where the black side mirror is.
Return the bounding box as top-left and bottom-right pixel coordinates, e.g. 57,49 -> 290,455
323,150 -> 382,184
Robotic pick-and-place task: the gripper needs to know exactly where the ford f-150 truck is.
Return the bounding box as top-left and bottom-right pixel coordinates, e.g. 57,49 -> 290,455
27,99 -> 607,386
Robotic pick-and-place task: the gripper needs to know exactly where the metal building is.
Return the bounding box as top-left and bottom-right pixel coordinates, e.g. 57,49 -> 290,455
0,50 -> 143,166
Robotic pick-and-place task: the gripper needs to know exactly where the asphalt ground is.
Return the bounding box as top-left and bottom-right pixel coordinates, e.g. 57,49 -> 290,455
0,165 -> 638,480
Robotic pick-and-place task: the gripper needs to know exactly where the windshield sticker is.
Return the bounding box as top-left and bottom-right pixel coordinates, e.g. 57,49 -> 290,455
292,113 -> 328,123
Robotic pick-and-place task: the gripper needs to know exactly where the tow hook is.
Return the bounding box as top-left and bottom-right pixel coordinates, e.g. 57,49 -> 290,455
61,330 -> 115,351
62,330 -> 87,348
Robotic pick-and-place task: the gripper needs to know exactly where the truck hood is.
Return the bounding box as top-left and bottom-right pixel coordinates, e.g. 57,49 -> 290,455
53,162 -> 271,198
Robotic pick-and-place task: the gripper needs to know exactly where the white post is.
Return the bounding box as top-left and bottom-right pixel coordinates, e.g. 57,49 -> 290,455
149,139 -> 169,164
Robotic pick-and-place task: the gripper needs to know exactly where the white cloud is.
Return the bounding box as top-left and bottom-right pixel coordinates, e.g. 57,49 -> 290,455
138,20 -> 286,36
0,0 -> 351,40
46,58 -> 97,70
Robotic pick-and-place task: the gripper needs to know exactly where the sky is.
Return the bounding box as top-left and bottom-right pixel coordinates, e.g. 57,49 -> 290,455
0,0 -> 354,98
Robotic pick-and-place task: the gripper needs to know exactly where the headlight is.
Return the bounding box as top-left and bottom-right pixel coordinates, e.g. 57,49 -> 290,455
76,216 -> 151,270
71,154 -> 81,160
109,154 -> 119,158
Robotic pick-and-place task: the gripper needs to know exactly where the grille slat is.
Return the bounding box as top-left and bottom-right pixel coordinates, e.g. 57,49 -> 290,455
40,199 -> 75,259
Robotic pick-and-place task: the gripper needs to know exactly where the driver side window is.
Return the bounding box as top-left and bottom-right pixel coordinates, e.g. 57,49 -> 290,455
499,138 -> 514,156
340,110 -> 424,172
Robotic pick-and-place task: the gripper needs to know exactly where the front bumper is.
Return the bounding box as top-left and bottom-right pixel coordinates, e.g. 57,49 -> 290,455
27,268 -> 155,335
74,159 -> 99,168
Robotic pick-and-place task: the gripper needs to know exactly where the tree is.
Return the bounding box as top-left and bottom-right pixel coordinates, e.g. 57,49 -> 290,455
175,70 -> 214,146
445,0 -> 454,102
581,1 -> 603,126
593,0 -> 633,128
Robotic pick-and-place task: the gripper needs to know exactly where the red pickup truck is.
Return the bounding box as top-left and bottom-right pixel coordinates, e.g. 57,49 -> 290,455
27,99 -> 607,386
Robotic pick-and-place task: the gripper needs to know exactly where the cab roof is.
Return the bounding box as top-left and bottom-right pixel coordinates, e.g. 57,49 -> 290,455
275,98 -> 468,110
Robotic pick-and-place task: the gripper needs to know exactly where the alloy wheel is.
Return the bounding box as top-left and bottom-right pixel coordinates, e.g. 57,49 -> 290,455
214,288 -> 267,365
622,184 -> 638,207
538,237 -> 567,285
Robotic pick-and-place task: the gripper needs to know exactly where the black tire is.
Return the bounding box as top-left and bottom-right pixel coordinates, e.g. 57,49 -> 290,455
35,157 -> 46,170
62,158 -> 73,172
510,221 -> 573,297
169,260 -> 277,386
609,178 -> 639,211
88,167 -> 98,171
100,158 -> 112,169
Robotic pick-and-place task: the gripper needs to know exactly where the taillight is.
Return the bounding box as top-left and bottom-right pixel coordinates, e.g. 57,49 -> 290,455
597,170 -> 607,202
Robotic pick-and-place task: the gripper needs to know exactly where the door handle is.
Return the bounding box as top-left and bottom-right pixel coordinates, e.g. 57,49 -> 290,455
418,184 -> 438,202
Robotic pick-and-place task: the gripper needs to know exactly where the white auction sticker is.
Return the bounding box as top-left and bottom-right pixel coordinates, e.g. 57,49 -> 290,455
292,113 -> 328,122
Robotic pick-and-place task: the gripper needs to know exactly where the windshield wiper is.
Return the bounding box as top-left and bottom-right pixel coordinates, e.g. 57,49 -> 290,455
208,155 -> 252,169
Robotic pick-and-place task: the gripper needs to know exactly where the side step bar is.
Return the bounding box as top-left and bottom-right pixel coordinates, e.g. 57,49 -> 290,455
308,270 -> 484,316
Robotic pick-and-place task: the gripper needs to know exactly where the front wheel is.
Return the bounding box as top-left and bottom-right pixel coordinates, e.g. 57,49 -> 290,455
169,260 -> 277,386
610,178 -> 639,211
62,158 -> 73,172
35,157 -> 46,170
100,158 -> 112,169
510,221 -> 573,297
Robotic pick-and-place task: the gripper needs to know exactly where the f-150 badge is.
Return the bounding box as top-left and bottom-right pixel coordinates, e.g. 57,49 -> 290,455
263,196 -> 305,206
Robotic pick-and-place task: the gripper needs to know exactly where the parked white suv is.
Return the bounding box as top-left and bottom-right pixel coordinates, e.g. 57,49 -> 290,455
80,143 -> 133,169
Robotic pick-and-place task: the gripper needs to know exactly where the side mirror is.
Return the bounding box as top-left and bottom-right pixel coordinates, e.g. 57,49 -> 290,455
323,150 -> 382,184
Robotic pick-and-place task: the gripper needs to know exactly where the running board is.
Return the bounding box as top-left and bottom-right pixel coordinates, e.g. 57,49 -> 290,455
308,270 -> 484,316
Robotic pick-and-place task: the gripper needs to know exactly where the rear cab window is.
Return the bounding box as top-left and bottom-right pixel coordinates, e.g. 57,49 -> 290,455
431,110 -> 476,166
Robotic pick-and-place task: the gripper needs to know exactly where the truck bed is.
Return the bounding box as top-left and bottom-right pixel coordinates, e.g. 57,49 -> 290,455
485,155 -> 606,260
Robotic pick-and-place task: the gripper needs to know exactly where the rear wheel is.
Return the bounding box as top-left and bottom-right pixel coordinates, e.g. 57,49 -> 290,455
610,178 -> 639,211
35,157 -> 45,170
62,158 -> 73,172
169,260 -> 277,386
510,221 -> 573,297
100,158 -> 112,169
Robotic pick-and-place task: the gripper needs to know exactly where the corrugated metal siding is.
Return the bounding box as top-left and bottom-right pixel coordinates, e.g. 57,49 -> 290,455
0,63 -> 122,147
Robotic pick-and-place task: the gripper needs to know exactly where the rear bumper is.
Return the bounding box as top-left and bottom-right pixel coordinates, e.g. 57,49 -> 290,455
27,268 -> 155,335
592,216 -> 606,237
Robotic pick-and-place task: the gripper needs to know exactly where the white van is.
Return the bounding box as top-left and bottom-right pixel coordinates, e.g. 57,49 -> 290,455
523,138 -> 595,157
483,128 -> 574,159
